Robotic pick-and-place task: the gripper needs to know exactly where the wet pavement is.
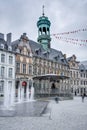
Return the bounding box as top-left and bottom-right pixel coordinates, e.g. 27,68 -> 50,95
0,97 -> 87,130
0,101 -> 48,117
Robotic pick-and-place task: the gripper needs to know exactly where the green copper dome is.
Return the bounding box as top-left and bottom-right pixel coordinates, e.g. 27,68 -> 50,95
37,16 -> 51,27
37,7 -> 51,51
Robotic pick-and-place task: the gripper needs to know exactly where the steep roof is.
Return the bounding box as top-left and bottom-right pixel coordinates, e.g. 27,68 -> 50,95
11,38 -> 68,65
79,64 -> 85,70
0,38 -> 7,49
79,62 -> 87,70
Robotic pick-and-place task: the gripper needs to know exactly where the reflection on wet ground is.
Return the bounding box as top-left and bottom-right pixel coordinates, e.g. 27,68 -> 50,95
0,101 -> 48,117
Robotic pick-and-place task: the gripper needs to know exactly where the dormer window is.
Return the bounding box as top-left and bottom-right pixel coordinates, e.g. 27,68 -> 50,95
60,57 -> 65,62
44,53 -> 47,57
0,44 -> 4,49
61,59 -> 64,62
35,48 -> 41,55
43,51 -> 48,58
36,50 -> 39,55
8,46 -> 12,51
54,55 -> 60,61
54,57 -> 58,61
16,48 -> 20,53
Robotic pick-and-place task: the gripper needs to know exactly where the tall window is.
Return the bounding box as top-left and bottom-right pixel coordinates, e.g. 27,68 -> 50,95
16,63 -> 20,73
70,71 -> 72,77
23,64 -> 26,74
1,67 -> 5,77
1,54 -> 5,63
76,72 -> 78,78
0,81 -> 4,93
9,56 -> 13,64
8,68 -> 13,78
29,64 -> 32,75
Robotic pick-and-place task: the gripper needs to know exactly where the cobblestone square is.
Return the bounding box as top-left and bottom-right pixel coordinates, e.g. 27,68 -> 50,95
0,97 -> 87,130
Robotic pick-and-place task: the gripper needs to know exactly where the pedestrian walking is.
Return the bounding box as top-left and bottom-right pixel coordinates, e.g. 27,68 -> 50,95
55,96 -> 59,103
82,93 -> 85,102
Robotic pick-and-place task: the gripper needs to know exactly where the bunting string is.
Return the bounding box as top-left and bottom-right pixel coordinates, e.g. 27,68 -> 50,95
51,28 -> 87,36
54,36 -> 87,46
54,36 -> 87,43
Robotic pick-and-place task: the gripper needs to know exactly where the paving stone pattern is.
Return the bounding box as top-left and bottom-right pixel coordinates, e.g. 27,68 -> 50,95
0,97 -> 87,130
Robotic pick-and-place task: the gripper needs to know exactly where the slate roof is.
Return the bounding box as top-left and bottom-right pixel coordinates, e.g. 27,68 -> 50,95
79,64 -> 87,71
0,37 -> 15,54
0,38 -> 9,50
79,64 -> 85,70
11,38 -> 68,65
66,56 -> 72,61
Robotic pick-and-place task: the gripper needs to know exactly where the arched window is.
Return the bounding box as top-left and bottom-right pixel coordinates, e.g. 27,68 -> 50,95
43,27 -> 46,34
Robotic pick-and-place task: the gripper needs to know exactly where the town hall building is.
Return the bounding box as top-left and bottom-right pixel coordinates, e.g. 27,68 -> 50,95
11,10 -> 70,100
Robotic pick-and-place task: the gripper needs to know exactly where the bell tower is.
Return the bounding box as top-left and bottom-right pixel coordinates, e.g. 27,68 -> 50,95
37,6 -> 51,51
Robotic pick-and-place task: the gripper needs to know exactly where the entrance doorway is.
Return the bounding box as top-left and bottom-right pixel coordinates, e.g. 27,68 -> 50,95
51,83 -> 56,93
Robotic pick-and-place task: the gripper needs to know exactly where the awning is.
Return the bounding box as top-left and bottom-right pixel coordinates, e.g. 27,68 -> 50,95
33,74 -> 70,81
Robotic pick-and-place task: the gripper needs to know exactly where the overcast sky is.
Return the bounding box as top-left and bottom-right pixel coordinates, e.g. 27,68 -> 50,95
0,0 -> 87,61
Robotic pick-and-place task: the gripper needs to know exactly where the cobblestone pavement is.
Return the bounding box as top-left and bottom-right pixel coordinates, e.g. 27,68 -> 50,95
0,97 -> 87,130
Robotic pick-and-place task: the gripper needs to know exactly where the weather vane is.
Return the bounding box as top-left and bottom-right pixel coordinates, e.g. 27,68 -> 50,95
42,5 -> 45,16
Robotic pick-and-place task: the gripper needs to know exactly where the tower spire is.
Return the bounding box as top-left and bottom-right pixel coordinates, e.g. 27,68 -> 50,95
42,5 -> 45,16
37,6 -> 51,50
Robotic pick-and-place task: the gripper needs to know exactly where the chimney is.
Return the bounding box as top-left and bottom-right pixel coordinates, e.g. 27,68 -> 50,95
64,54 -> 66,59
7,33 -> 12,45
0,33 -> 4,40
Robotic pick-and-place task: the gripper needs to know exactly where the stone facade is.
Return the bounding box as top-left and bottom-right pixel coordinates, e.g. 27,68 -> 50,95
79,64 -> 87,95
67,55 -> 87,96
0,33 -> 15,108
67,55 -> 80,95
11,32 -> 70,99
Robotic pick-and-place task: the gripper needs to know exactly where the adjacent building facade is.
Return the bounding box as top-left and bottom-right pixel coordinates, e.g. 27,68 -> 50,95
79,64 -> 87,95
0,33 -> 15,108
67,55 -> 80,95
67,55 -> 87,96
